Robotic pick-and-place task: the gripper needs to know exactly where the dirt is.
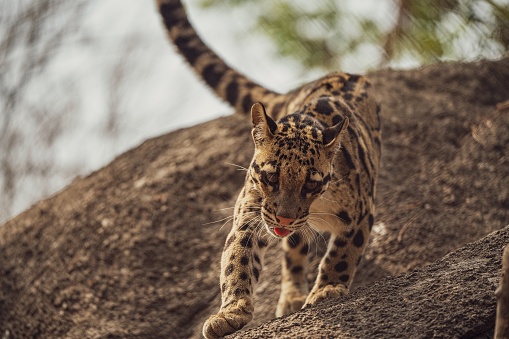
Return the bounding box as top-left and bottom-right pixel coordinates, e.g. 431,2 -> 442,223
1,57 -> 509,338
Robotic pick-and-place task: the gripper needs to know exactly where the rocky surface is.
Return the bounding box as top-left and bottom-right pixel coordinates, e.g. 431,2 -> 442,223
1,57 -> 509,338
234,226 -> 509,338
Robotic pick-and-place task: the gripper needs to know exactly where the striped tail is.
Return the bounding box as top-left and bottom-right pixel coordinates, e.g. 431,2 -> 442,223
157,0 -> 283,115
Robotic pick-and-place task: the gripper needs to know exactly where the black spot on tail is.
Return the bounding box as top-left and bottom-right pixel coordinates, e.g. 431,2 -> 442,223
202,63 -> 224,89
173,35 -> 203,65
242,94 -> 253,114
226,80 -> 239,105
160,2 -> 180,14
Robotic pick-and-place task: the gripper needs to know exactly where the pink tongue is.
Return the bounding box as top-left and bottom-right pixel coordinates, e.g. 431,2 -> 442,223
274,227 -> 291,237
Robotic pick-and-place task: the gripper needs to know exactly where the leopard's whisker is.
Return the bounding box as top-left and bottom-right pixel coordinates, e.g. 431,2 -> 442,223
225,162 -> 249,172
329,174 -> 349,185
249,218 -> 268,247
218,217 -> 234,231
244,216 -> 262,243
317,196 -> 341,204
308,215 -> 335,230
302,225 -> 323,258
255,220 -> 266,243
203,215 -> 234,225
214,206 -> 236,211
298,227 -> 314,255
308,216 -> 335,244
310,212 -> 347,223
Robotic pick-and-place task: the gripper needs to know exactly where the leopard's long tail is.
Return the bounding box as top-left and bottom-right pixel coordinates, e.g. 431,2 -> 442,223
157,0 -> 284,115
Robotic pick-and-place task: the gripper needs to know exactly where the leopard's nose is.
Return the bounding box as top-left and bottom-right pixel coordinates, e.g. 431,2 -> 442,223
276,215 -> 296,226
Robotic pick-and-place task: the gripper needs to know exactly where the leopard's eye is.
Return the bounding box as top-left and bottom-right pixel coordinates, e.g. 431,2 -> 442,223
304,181 -> 318,191
262,172 -> 279,185
267,174 -> 278,183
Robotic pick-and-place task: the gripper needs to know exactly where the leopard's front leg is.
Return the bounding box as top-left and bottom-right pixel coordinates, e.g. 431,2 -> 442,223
203,215 -> 268,339
304,222 -> 370,307
276,232 -> 309,317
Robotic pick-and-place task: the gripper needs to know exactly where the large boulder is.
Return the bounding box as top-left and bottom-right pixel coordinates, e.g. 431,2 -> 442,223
1,57 -> 508,338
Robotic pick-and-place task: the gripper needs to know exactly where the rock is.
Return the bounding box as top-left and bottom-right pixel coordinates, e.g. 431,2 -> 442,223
1,57 -> 509,338
233,226 -> 509,338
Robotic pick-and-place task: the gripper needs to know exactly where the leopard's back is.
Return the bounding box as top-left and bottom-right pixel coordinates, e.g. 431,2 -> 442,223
277,71 -> 381,204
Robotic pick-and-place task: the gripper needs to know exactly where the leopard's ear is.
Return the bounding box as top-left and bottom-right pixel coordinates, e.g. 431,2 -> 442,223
323,116 -> 349,150
251,102 -> 277,146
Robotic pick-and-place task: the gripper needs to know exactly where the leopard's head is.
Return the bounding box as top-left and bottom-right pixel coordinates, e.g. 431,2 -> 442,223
249,102 -> 349,238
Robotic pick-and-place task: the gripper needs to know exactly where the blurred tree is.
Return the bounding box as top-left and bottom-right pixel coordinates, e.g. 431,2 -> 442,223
0,0 -> 84,220
0,0 -> 137,222
200,0 -> 509,71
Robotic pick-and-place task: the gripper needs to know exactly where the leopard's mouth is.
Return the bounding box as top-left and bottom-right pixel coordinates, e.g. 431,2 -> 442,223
265,223 -> 295,238
273,227 -> 292,237
261,212 -> 302,238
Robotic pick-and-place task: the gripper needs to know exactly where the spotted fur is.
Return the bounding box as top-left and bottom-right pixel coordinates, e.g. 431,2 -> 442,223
157,1 -> 381,338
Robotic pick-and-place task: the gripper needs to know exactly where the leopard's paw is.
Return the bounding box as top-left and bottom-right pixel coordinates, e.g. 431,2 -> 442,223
276,290 -> 307,317
202,301 -> 253,339
303,284 -> 348,308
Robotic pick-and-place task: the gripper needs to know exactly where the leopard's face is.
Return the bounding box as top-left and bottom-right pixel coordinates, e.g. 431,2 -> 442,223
250,144 -> 332,238
249,103 -> 348,238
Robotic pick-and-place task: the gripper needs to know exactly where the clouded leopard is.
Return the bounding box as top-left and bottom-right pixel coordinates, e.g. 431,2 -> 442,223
156,1 -> 381,338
